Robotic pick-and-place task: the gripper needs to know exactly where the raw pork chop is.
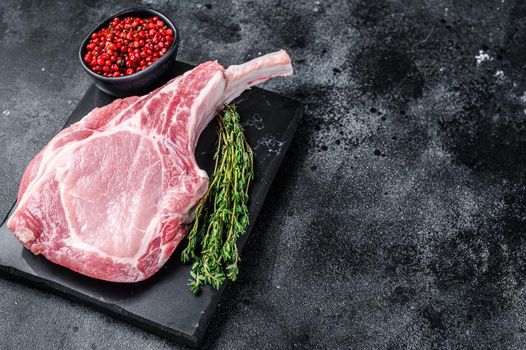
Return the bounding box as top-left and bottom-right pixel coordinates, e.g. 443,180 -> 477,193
7,50 -> 292,282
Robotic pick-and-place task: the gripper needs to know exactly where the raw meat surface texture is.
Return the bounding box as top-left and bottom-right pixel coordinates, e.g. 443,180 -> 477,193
7,50 -> 293,282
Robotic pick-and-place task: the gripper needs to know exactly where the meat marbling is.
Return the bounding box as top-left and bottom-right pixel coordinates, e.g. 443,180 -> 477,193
7,50 -> 293,282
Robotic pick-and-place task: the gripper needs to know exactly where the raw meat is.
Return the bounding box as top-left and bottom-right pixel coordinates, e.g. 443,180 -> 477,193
7,50 -> 293,282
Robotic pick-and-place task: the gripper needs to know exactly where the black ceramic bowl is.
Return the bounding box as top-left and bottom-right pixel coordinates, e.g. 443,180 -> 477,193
79,8 -> 179,97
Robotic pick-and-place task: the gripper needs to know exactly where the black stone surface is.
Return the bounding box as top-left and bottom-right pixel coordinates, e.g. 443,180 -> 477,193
3,0 -> 526,349
0,60 -> 302,346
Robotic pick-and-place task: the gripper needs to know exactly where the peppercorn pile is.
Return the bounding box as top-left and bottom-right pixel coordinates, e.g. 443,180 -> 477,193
83,16 -> 174,77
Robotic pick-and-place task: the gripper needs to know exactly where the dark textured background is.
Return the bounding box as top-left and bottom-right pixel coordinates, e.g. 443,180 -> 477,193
1,0 -> 526,349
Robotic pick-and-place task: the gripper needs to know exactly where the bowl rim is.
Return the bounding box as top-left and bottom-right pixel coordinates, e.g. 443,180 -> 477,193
78,7 -> 179,82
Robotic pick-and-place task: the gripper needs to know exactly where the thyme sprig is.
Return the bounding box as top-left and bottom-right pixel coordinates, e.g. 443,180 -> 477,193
181,105 -> 254,294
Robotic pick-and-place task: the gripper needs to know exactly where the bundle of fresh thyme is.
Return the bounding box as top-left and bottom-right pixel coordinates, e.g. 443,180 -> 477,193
181,104 -> 254,294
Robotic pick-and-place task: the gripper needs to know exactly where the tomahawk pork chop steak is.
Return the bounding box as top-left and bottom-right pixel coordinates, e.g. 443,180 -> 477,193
7,50 -> 293,282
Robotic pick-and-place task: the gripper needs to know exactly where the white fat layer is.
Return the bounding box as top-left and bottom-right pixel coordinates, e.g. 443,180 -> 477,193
15,228 -> 35,243
188,71 -> 226,150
